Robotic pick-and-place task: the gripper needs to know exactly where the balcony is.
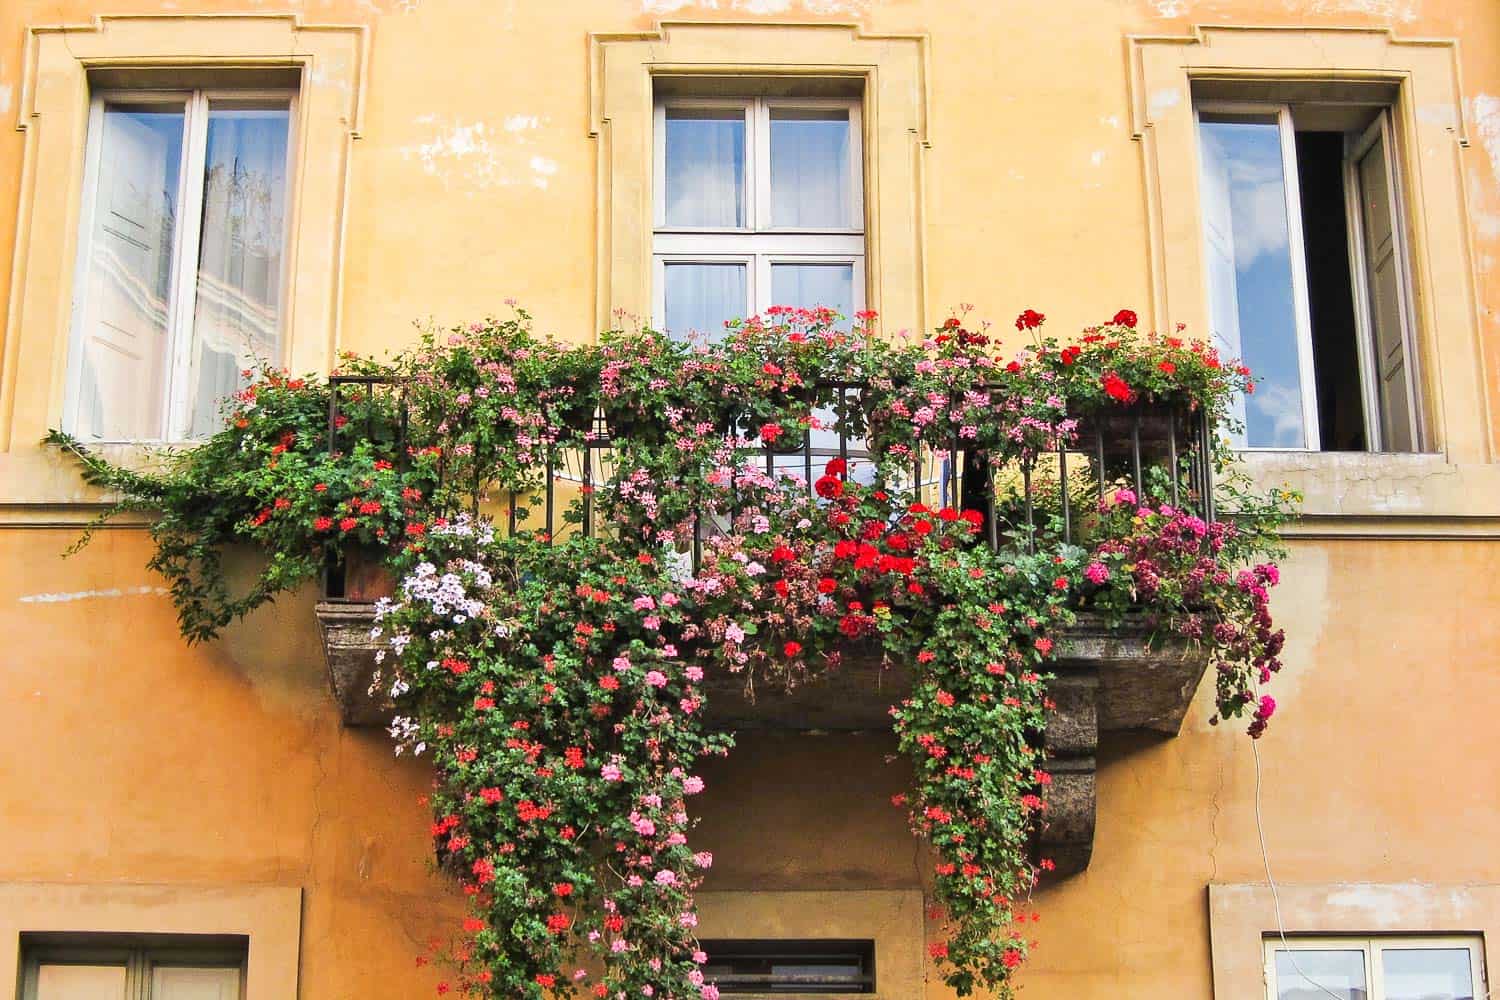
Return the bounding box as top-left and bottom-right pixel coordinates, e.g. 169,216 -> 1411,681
315,378 -> 1218,877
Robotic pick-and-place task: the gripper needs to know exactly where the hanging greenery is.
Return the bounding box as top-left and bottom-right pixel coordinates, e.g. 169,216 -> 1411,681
50,306 -> 1297,998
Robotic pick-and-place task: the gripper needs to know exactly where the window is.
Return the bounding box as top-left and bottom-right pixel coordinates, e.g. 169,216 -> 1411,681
66,86 -> 294,442
699,939 -> 874,994
1266,936 -> 1485,1000
1195,98 -> 1421,452
652,94 -> 864,337
20,934 -> 247,999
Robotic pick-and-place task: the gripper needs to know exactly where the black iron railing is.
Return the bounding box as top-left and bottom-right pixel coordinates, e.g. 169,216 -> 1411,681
328,375 -> 1215,575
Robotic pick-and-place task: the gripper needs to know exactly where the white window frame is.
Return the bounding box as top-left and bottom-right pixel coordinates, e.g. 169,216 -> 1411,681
65,86 -> 298,443
1194,98 -> 1425,454
1264,935 -> 1487,999
1194,100 -> 1321,451
651,94 -> 865,331
20,936 -> 248,999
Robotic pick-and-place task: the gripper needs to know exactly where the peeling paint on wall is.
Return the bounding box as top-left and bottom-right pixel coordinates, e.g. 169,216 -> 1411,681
399,114 -> 557,194
19,586 -> 168,604
642,0 -> 873,13
1149,0 -> 1191,16
1471,96 -> 1500,184
1148,87 -> 1182,119
0,83 -> 12,115
1292,0 -> 1419,19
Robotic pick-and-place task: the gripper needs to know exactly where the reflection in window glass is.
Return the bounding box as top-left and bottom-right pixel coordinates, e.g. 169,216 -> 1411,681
663,263 -> 747,341
1274,949 -> 1368,1000
771,263 -> 854,318
770,107 -> 852,228
1381,948 -> 1475,1000
35,963 -> 129,999
188,104 -> 290,438
1199,116 -> 1308,448
664,108 -> 745,228
75,104 -> 186,441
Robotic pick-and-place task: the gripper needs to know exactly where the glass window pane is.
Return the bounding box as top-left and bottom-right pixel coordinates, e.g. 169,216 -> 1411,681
664,107 -> 745,228
35,963 -> 128,999
1198,115 -> 1308,448
152,964 -> 242,999
663,263 -> 747,341
74,103 -> 186,440
1273,949 -> 1368,1000
1382,948 -> 1475,1000
770,107 -> 853,228
771,263 -> 854,317
187,102 -> 291,438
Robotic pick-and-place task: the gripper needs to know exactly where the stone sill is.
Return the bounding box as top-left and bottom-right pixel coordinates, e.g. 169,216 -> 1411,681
1234,450 -> 1500,525
316,601 -> 1212,877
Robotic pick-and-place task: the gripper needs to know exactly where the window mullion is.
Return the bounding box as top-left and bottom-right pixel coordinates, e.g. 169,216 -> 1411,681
165,90 -> 212,442
753,97 -> 771,231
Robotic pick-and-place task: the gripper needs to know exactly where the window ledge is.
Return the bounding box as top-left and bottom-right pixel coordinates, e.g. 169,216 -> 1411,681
1233,451 -> 1500,534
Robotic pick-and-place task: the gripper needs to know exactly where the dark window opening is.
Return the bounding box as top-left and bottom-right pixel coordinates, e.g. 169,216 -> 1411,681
700,939 -> 875,994
1294,130 -> 1368,451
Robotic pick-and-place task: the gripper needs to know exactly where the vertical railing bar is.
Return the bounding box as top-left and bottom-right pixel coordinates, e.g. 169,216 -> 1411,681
913,447 -> 922,509
398,383 -> 409,475
693,507 -> 703,574
582,445 -> 593,539
804,424 -> 813,494
326,381 -> 339,456
1131,411 -> 1143,499
508,489 -> 517,537
1202,409 -> 1215,524
545,451 -> 555,544
838,388 -> 849,478
365,382 -> 374,444
1059,446 -> 1071,543
1023,462 -> 1034,555
1168,413 -> 1180,507
1096,425 -> 1106,499
987,475 -> 999,552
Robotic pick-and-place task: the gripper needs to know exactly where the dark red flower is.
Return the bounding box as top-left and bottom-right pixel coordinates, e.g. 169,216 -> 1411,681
1111,308 -> 1138,328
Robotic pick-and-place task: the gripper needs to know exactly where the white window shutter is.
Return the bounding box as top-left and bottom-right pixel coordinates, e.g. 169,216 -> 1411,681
1351,112 -> 1420,452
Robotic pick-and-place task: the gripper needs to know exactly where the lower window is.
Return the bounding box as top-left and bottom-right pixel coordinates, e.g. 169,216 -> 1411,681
699,939 -> 875,994
20,934 -> 246,1000
1267,935 -> 1484,1000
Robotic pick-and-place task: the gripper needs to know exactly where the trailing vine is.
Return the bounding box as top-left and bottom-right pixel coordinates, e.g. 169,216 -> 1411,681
51,306 -> 1297,998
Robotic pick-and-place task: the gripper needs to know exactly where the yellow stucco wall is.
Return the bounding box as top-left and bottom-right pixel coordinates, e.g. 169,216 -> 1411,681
2,1 -> 1499,998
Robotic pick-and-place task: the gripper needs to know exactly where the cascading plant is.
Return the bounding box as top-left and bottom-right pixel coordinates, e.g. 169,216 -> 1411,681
49,304 -> 1297,999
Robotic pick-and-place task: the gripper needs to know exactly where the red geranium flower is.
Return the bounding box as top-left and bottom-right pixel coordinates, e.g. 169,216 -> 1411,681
1111,308 -> 1138,328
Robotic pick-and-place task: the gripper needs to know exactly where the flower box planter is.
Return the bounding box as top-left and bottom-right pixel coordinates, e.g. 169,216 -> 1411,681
313,603 -> 1211,877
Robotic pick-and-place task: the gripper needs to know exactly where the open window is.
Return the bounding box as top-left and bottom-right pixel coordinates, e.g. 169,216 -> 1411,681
66,78 -> 296,442
1194,90 -> 1422,452
651,82 -> 865,338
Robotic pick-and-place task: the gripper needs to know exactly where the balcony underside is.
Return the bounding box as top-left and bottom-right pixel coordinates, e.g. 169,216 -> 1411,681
316,603 -> 1211,877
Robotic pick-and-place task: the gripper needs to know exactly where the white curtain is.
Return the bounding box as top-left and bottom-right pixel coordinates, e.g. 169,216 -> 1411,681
665,110 -> 744,228
663,263 -> 747,341
770,109 -> 851,228
188,105 -> 289,437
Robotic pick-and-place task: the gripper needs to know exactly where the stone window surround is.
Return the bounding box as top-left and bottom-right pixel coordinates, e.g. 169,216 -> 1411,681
1209,882 -> 1496,998
694,889 -> 924,999
0,14 -> 367,519
1128,26 -> 1500,530
588,21 -> 930,338
0,882 -> 301,999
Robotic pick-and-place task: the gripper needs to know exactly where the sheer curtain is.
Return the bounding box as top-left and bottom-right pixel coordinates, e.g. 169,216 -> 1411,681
665,109 -> 744,228
770,108 -> 851,228
663,263 -> 747,341
188,104 -> 289,437
75,104 -> 185,440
